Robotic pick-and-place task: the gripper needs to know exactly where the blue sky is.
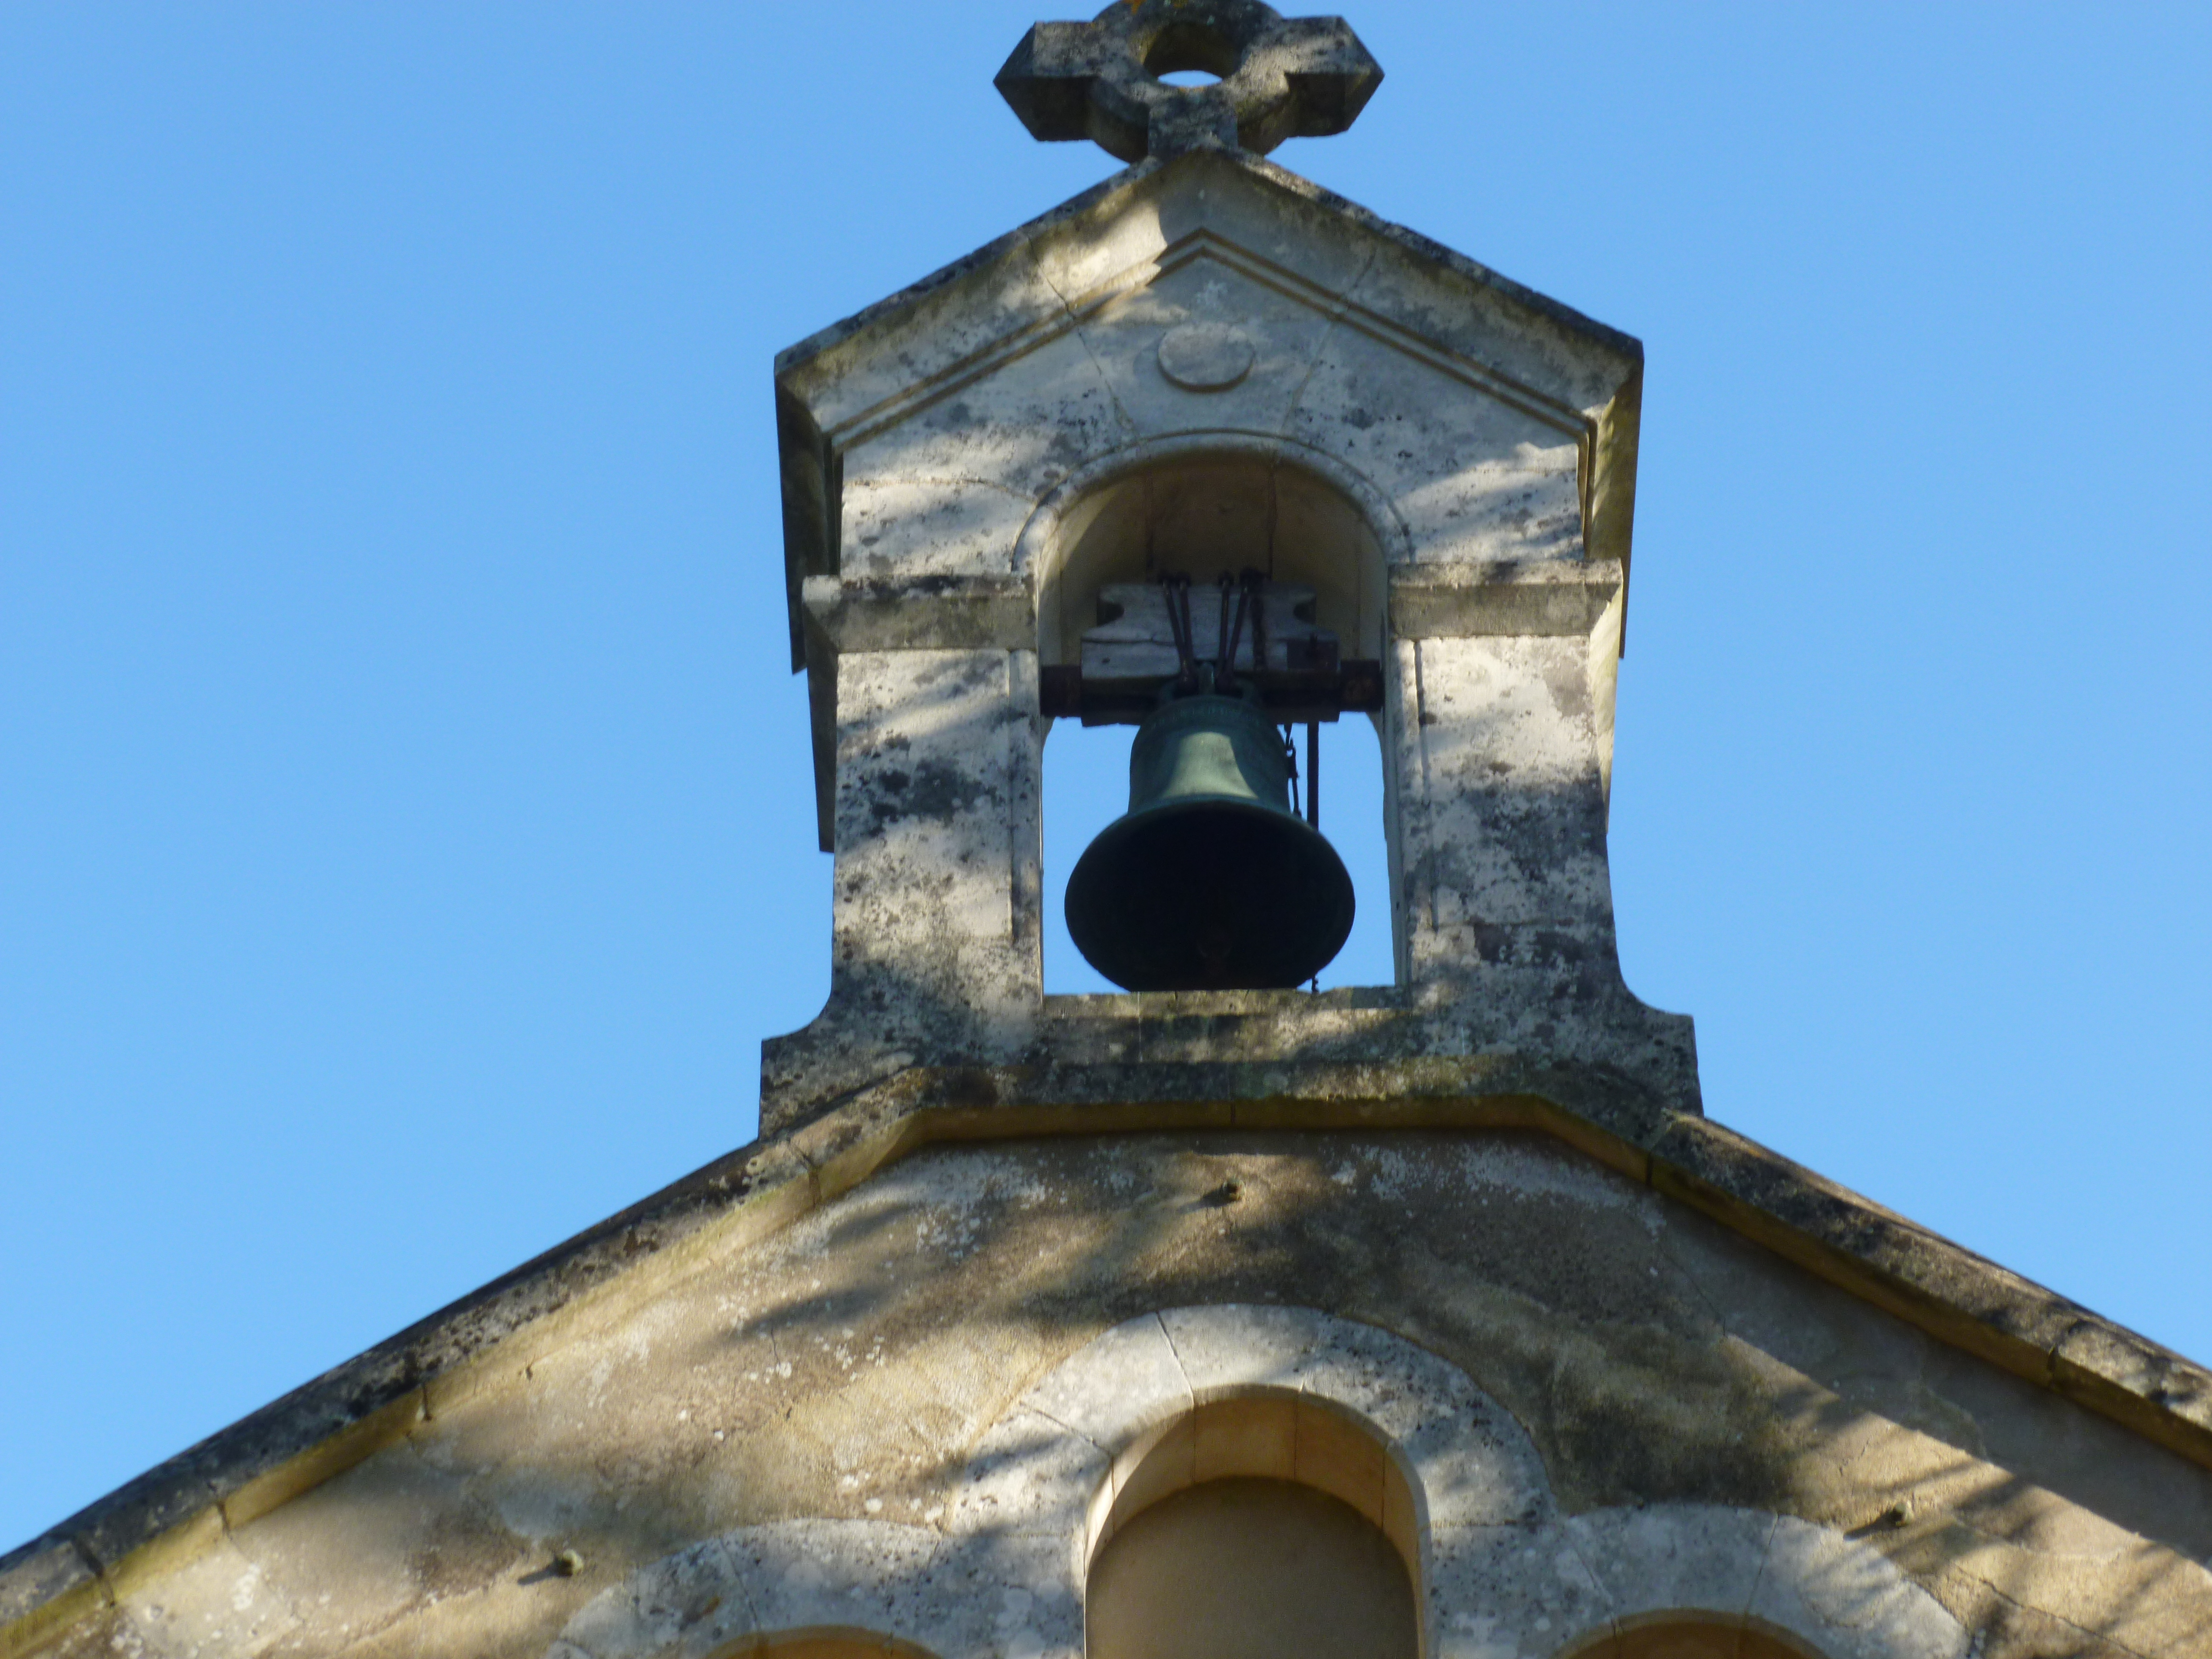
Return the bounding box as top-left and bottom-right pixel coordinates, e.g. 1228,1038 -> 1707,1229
4,2 -> 2207,1552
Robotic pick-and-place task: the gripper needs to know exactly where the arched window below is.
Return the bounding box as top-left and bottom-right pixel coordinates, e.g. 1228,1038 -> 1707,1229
747,1635 -> 942,1659
1086,1475 -> 1418,1659
1564,1616 -> 1828,1659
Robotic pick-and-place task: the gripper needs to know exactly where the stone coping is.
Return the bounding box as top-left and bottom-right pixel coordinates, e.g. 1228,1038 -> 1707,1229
771,144 -> 1639,401
762,986 -> 1702,1132
5,1063 -> 2208,1657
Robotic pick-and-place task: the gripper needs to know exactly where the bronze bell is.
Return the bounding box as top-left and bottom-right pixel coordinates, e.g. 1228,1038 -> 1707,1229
1066,682 -> 1355,992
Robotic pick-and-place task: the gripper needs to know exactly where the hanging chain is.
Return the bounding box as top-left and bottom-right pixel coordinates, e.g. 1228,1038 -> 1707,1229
1158,572 -> 1200,694
1159,569 -> 1266,694
1215,570 -> 1262,694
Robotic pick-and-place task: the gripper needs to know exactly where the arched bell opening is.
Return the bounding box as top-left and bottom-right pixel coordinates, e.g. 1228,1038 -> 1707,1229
1034,450 -> 1389,668
1025,445 -> 1401,994
1082,1389 -> 1421,1659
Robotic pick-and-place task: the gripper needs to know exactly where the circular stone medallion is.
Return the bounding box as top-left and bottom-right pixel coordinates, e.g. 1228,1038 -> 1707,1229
1156,322 -> 1255,392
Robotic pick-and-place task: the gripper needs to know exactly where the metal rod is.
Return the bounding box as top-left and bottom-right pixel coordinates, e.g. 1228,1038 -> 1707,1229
1215,573 -> 1234,684
1306,720 -> 1320,828
1219,574 -> 1253,693
1160,573 -> 1198,693
1229,578 -> 1255,685
1307,717 -> 1322,995
1246,569 -> 1267,675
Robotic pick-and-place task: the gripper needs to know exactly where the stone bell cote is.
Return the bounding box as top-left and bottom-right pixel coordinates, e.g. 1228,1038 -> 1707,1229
763,0 -> 1693,1133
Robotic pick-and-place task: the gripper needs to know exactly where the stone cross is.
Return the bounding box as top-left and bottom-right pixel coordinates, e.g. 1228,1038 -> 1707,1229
996,0 -> 1382,162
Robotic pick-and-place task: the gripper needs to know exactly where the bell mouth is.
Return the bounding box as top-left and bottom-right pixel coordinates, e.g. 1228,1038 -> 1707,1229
1064,792 -> 1355,992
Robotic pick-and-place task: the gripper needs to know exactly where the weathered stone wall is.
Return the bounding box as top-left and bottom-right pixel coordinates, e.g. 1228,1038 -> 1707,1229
28,1132 -> 2207,1659
764,648 -> 1044,1111
1389,629 -> 1624,1016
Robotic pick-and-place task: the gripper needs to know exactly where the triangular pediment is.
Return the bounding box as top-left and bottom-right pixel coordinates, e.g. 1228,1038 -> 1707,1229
778,147 -> 1637,437
772,148 -> 1645,669
800,224 -> 1599,465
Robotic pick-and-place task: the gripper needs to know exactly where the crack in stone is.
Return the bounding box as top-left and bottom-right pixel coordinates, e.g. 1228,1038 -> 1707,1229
1738,1508 -> 1785,1624
1022,231 -> 1144,452
1967,1574 -> 2153,1659
1275,240 -> 1380,445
